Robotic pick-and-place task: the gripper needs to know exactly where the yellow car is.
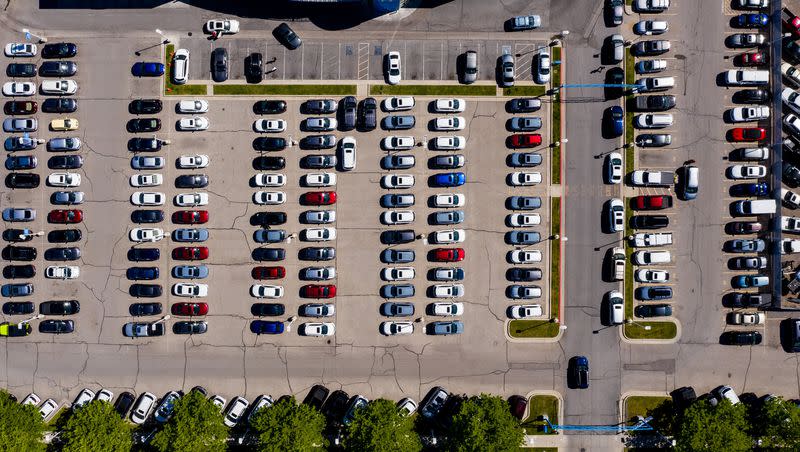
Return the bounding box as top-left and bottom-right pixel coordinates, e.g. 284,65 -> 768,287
0,322 -> 31,337
50,118 -> 79,131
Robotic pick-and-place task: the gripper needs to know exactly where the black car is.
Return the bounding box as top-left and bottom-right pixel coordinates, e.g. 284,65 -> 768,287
42,42 -> 77,59
130,284 -> 163,298
4,100 -> 37,115
42,98 -> 77,113
253,247 -> 286,261
506,268 -> 543,282
785,162 -> 800,188
211,48 -> 228,82
2,246 -> 36,261
321,389 -> 350,422
6,173 -> 40,189
634,304 -> 672,317
175,174 -> 209,189
567,356 -> 589,389
631,215 -> 669,229
39,61 -> 77,77
3,228 -> 34,242
341,96 -> 357,131
254,100 -> 287,115
47,229 -> 82,243
128,247 -> 160,262
724,292 -> 767,308
114,392 -> 136,418
733,88 -> 770,104
303,155 -> 336,169
3,264 -> 35,279
48,155 -> 83,170
252,212 -> 287,226
2,301 -> 34,315
44,247 -> 80,261
129,99 -> 162,115
40,300 -> 80,315
358,97 -> 377,131
128,137 -> 163,152
508,97 -> 542,113
785,38 -> 800,65
299,247 -> 335,261
273,22 -> 302,50
6,63 -> 36,77
174,321 -> 207,335
381,229 -> 416,245
127,118 -> 161,133
721,331 -> 762,346
39,319 -> 74,334
131,210 -> 164,224
127,267 -> 159,280
301,134 -> 336,150
303,385 -> 330,409
253,137 -> 287,151
251,303 -> 286,316
605,67 -> 625,99
253,156 -> 286,170
245,52 -> 263,83
634,95 -> 676,111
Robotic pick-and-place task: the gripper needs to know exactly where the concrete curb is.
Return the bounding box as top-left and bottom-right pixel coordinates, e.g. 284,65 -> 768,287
619,391 -> 670,424
620,318 -> 682,344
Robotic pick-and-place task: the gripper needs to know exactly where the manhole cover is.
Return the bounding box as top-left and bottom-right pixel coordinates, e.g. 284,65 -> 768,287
374,45 -> 382,55
345,45 -> 353,56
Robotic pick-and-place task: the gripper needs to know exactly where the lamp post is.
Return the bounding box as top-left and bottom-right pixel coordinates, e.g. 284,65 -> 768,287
625,318 -> 651,331
19,314 -> 44,326
153,315 -> 171,325
19,231 -> 43,240
155,29 -> 170,45
22,29 -> 47,44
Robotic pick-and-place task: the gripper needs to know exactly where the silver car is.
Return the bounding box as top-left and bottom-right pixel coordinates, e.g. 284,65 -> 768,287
500,54 -> 515,87
48,137 -> 82,152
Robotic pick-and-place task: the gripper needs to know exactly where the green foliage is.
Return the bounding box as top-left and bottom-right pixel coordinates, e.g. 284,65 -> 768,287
251,396 -> 327,452
61,400 -> 132,452
0,390 -> 46,452
151,391 -> 227,452
644,398 -> 677,437
447,394 -> 523,452
344,398 -> 420,452
674,399 -> 751,452
753,397 -> 800,448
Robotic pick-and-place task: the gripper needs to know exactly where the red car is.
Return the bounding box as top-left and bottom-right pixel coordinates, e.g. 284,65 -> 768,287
252,266 -> 286,280
48,209 -> 83,224
730,127 -> 766,142
431,248 -> 465,262
300,284 -> 336,299
173,210 -> 209,224
787,16 -> 800,38
632,195 -> 673,210
171,302 -> 209,316
172,247 -> 209,260
737,52 -> 767,66
509,133 -> 542,148
302,191 -> 337,206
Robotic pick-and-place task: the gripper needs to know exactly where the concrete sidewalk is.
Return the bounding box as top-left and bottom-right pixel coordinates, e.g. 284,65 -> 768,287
523,433 -> 625,450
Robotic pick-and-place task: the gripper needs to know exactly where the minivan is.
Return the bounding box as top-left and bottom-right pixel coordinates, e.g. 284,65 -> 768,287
173,49 -> 189,85
680,165 -> 699,200
724,69 -> 769,86
632,250 -> 671,265
463,50 -> 478,84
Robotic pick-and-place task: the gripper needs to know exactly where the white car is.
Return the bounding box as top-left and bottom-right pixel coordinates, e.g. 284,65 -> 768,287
73,389 -> 96,410
210,395 -> 226,413
5,42 -> 37,57
40,80 -> 78,95
634,20 -> 669,35
2,82 -> 35,96
737,0 -> 767,8
509,304 -> 543,319
178,117 -> 209,131
177,100 -> 209,113
250,284 -> 284,298
172,49 -> 190,85
609,198 -> 625,233
381,174 -> 415,189
432,302 -> 464,316
433,193 -> 465,207
535,51 -> 551,84
305,173 -> 337,187
173,283 -> 208,297
635,269 -> 670,283
47,172 -> 81,187
302,322 -> 336,336
39,399 -> 59,422
433,117 -> 466,131
131,392 -> 157,425
382,210 -> 415,225
22,393 -> 41,406
434,98 -> 466,113
383,96 -> 415,111
206,19 -> 240,35
728,164 -> 767,179
433,284 -> 465,298
302,266 -> 336,280
254,119 -> 286,133
96,389 -> 114,403
509,172 -> 542,186
130,173 -> 163,187
45,265 -> 80,279
381,267 -> 415,281
507,214 -> 541,227
433,136 -> 466,150
380,321 -> 413,336
305,117 -> 337,131
729,106 -> 769,122
433,229 -> 465,244
382,136 -> 415,150
302,304 -> 335,317
304,227 -> 336,241
223,396 -> 249,428
783,88 -> 800,115
783,216 -> 800,233
508,250 -> 542,264
175,192 -> 209,207
253,191 -> 286,205
728,312 -> 765,325
783,63 -> 800,86
785,114 -> 800,136
606,152 -> 623,184
129,227 -> 165,242
177,155 -> 210,169
386,51 -> 401,85
131,192 -> 165,206
255,173 -> 286,187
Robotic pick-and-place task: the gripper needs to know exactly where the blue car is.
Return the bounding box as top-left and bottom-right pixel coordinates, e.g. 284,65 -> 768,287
732,275 -> 769,289
431,172 -> 466,187
429,321 -> 464,335
126,267 -> 159,281
131,62 -> 165,77
734,13 -> 768,28
1,283 -> 33,297
568,356 -> 589,389
4,137 -> 38,152
731,182 -> 768,197
250,320 -> 284,335
607,106 -> 624,138
5,155 -> 37,170
127,248 -> 160,262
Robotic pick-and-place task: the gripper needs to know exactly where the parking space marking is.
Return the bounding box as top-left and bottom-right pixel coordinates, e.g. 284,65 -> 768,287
283,47 -> 287,80
358,42 -> 369,80
515,43 -> 535,80
338,43 -> 341,79
440,41 -> 445,80
301,42 -> 305,79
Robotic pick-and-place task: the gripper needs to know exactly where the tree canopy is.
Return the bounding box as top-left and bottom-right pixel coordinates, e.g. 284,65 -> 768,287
61,400 -> 132,452
151,390 -> 228,452
345,398 -> 421,452
752,396 -> 800,448
447,394 -> 523,452
0,390 -> 46,452
674,399 -> 751,452
250,396 -> 327,452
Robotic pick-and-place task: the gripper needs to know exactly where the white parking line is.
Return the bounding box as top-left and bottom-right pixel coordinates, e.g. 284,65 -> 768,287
321,42 -> 324,79
283,47 -> 287,80
301,43 -> 305,80
440,41 -> 444,80
422,41 -> 425,81
404,41 -> 408,81
338,43 -> 341,80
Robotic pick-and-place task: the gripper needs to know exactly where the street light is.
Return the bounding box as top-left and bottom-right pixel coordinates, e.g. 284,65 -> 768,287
19,314 -> 44,326
153,315 -> 171,325
625,318 -> 651,331
155,29 -> 170,45
19,231 -> 43,240
22,29 -> 47,43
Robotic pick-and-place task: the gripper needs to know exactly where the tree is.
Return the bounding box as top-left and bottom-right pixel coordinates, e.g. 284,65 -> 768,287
674,399 -> 751,452
0,390 -> 46,452
345,398 -> 421,452
251,396 -> 327,452
752,396 -> 800,448
644,398 -> 678,437
447,394 -> 523,452
151,390 -> 227,452
61,400 -> 132,452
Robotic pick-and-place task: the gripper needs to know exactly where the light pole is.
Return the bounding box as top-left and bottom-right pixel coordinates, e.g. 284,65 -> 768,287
625,318 -> 651,331
153,315 -> 171,325
22,29 -> 47,44
20,314 -> 44,325
19,231 -> 43,240
155,29 -> 170,45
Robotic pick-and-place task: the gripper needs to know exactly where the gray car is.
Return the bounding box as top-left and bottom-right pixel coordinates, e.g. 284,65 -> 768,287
381,249 -> 415,264
3,118 -> 37,132
506,230 -> 541,245
382,154 -> 415,170
2,208 -> 35,222
382,115 -> 415,130
254,229 -> 286,244
432,210 -> 465,225
431,154 -> 465,169
172,265 -> 209,279
299,247 -> 336,261
48,137 -> 81,152
302,134 -> 336,149
172,228 -> 209,242
305,99 -> 337,114
131,156 -> 164,169
304,154 -> 337,169
381,284 -> 415,298
509,152 -> 543,167
636,133 -> 672,147
380,194 -> 415,208
507,196 -> 541,210
500,54 -> 515,87
380,302 -> 415,317
509,117 -> 542,131
52,191 -> 84,205
430,321 -> 464,335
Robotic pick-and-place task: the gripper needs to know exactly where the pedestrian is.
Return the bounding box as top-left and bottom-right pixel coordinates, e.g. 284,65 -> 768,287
210,31 -> 218,40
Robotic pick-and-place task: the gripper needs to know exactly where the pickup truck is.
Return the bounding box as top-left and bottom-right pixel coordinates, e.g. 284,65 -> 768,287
632,232 -> 673,247
630,170 -> 674,187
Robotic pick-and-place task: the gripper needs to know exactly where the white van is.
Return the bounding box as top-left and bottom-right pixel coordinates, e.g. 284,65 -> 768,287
733,199 -> 777,216
636,77 -> 675,92
173,49 -> 189,85
724,69 -> 769,86
632,250 -> 671,265
339,136 -> 356,171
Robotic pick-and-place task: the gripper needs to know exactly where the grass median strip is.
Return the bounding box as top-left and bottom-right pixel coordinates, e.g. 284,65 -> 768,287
502,85 -> 547,97
625,395 -> 669,421
215,84 -> 357,96
551,47 -> 562,184
164,44 -> 208,96
523,395 -> 559,435
625,321 -> 678,340
370,84 -> 496,96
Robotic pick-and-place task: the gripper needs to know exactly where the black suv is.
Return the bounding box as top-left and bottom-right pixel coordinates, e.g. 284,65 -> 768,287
175,174 -> 209,188
381,229 -> 415,245
253,156 -> 286,170
40,300 -> 80,315
131,210 -> 164,224
253,100 -> 287,115
2,246 -> 37,261
39,61 -> 77,77
299,247 -> 336,261
253,248 -> 286,261
129,99 -> 162,115
245,52 -> 263,83
42,42 -> 77,59
48,155 -> 83,170
5,173 -> 40,189
42,98 -> 77,113
7,63 -> 36,77
358,97 -> 377,131
341,96 -> 357,131
252,212 -> 287,226
253,137 -> 287,151
721,331 -> 762,346
631,215 -> 669,229
48,229 -> 82,243
211,48 -> 228,82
